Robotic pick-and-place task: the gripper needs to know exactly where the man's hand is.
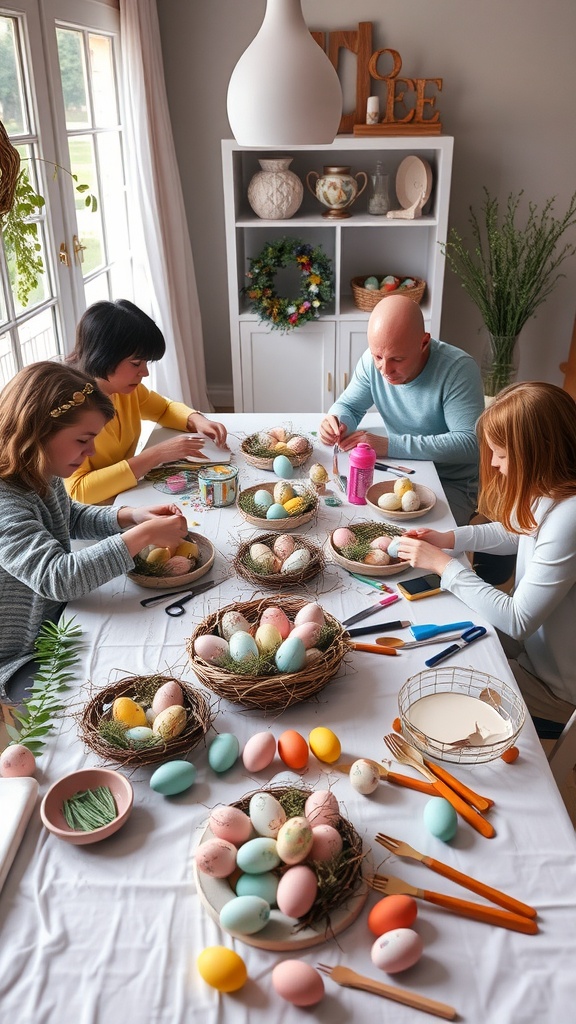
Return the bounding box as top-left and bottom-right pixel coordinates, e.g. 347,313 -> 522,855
319,414 -> 347,446
337,429 -> 388,457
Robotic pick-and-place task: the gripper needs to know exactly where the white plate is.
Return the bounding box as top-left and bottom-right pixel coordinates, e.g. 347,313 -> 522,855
395,156 -> 433,210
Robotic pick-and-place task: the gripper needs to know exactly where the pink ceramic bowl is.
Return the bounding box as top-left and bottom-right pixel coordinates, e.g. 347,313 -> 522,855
40,767 -> 133,845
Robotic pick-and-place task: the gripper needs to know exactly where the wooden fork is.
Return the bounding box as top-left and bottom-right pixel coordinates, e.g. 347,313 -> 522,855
370,873 -> 538,934
386,731 -> 494,811
383,734 -> 496,839
375,833 -> 536,919
334,760 -> 438,796
316,963 -> 457,1020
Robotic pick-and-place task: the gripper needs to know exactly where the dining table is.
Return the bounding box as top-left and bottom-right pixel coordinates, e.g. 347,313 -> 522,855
1,412 -> 576,1024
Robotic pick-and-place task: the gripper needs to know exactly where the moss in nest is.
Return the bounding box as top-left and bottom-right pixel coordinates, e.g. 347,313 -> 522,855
132,675 -> 169,706
131,554 -> 171,578
217,650 -> 278,677
244,436 -> 285,459
341,538 -> 371,562
316,621 -> 339,650
98,718 -> 162,751
278,787 -> 307,818
238,492 -> 268,519
243,553 -> 276,577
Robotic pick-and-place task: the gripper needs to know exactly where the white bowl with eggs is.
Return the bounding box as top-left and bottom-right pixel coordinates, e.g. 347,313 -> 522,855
366,480 -> 437,521
328,523 -> 410,577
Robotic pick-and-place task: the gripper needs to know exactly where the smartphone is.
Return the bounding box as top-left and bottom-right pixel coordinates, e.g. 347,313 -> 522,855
397,573 -> 443,601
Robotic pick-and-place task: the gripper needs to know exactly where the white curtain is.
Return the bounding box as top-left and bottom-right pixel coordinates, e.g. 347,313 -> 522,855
119,0 -> 211,409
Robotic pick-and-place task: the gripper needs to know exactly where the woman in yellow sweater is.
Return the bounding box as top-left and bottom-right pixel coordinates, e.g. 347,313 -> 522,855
66,300 -> 228,504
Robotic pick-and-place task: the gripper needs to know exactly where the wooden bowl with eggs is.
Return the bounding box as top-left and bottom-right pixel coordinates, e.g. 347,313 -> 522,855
241,428 -> 313,471
237,482 -> 318,531
233,532 -> 325,590
328,521 -> 410,577
186,596 -> 350,712
126,531 -> 215,590
366,480 -> 437,521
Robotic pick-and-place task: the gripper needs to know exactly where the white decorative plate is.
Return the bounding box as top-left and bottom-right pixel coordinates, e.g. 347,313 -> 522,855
395,156 -> 433,210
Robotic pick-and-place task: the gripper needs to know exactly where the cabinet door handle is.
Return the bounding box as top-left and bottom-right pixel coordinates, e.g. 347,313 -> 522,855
327,372 -> 332,394
343,372 -> 349,389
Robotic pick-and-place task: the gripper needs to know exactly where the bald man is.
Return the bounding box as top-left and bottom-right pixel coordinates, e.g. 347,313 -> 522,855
320,295 -> 484,525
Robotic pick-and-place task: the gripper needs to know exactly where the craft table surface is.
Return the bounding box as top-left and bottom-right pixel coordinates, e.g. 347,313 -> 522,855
1,413 -> 575,1024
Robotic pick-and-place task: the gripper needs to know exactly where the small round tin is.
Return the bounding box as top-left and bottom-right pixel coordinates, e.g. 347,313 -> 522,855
198,465 -> 238,507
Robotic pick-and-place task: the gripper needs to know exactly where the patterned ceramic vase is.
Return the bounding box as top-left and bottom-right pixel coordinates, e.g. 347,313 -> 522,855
247,158 -> 304,220
306,165 -> 368,219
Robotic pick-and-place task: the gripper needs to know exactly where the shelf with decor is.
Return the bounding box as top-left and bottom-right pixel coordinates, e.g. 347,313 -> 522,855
222,136 -> 453,413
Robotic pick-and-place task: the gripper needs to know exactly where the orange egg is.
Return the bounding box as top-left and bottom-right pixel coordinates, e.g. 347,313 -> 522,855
278,729 -> 309,770
368,894 -> 418,937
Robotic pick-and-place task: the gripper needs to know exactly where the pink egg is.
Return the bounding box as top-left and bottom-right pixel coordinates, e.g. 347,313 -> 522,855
294,602 -> 325,627
304,789 -> 340,827
195,838 -> 237,878
209,806 -> 253,846
194,634 -> 229,663
242,731 -> 276,772
309,824 -> 343,862
370,535 -> 392,552
272,960 -> 325,1006
290,621 -> 323,649
268,426 -> 287,442
273,534 -> 295,561
286,435 -> 309,454
152,680 -> 185,715
332,527 -> 356,549
0,743 -> 36,778
260,606 -> 291,639
363,549 -> 391,566
276,864 -> 318,918
371,927 -> 424,974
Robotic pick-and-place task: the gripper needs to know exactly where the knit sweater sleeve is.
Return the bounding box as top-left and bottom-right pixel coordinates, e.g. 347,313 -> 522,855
328,350 -> 376,432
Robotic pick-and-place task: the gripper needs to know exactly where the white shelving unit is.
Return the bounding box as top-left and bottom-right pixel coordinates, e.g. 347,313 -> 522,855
222,136 -> 454,413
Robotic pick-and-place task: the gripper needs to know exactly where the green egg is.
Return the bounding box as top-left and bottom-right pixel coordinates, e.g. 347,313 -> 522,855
236,871 -> 279,906
273,454 -> 294,478
423,797 -> 458,842
253,488 -> 273,510
150,759 -> 197,796
266,502 -> 289,520
364,275 -> 380,290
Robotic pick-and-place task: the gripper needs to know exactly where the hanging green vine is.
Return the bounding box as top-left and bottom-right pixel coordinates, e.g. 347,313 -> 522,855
5,617 -> 83,756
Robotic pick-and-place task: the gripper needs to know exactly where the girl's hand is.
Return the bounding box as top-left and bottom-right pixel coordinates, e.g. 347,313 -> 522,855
396,536 -> 453,575
188,413 -> 228,447
126,504 -> 182,525
121,510 -> 189,557
402,527 -> 455,549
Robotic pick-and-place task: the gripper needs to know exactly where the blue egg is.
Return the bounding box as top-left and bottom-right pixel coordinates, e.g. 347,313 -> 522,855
273,455 -> 294,478
253,488 -> 273,510
236,836 -> 281,874
266,502 -> 289,520
275,635 -> 306,674
220,894 -> 271,935
229,630 -> 259,662
125,726 -> 155,743
423,796 -> 458,841
388,537 -> 402,559
208,733 -> 240,773
150,760 -> 197,796
236,871 -> 279,906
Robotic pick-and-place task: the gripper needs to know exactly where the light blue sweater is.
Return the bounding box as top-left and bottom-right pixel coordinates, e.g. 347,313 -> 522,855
0,477 -> 134,695
328,339 -> 484,525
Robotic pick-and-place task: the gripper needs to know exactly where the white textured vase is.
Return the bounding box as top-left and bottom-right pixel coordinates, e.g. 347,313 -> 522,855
247,158 -> 304,219
227,0 -> 343,146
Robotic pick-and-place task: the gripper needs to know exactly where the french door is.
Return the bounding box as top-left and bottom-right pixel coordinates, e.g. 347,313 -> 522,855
0,0 -> 132,388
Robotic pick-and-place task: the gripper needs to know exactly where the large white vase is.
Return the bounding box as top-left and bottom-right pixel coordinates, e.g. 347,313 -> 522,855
227,0 -> 343,146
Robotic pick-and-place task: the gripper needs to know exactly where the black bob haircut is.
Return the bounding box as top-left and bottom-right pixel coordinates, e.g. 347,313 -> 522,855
70,299 -> 166,379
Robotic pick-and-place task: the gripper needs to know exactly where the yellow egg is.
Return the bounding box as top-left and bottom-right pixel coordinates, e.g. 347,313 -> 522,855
378,492 -> 402,511
309,463 -> 329,485
146,546 -> 171,565
152,704 -> 187,739
197,946 -> 247,992
393,477 -> 414,498
255,623 -> 283,654
112,696 -> 147,728
308,726 -> 341,764
174,539 -> 199,560
273,481 -> 295,504
274,441 -> 291,453
284,496 -> 306,515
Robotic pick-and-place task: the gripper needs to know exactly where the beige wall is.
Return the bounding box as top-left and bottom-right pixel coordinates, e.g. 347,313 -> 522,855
157,0 -> 576,406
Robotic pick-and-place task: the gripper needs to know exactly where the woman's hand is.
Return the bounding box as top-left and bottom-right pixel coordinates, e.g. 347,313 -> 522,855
146,435 -> 210,466
187,413 -> 228,447
119,505 -> 189,557
396,535 -> 453,575
337,429 -> 388,457
319,415 -> 347,446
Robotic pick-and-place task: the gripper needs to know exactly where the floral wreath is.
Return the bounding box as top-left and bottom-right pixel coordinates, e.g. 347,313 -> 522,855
243,237 -> 334,331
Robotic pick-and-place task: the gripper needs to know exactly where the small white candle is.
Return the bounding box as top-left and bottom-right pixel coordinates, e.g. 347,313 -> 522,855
366,96 -> 379,125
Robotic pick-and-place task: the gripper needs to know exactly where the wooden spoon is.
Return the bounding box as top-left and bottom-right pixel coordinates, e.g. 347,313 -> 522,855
375,631 -> 464,649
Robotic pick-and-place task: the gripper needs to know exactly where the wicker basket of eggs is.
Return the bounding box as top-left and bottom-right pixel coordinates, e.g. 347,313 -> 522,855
328,521 -> 409,577
234,532 -> 325,589
237,480 -> 319,531
241,426 -> 313,471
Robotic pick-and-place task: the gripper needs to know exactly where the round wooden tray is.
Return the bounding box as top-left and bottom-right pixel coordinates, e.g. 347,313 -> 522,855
127,532 -> 215,589
366,481 -> 436,521
237,482 -> 318,531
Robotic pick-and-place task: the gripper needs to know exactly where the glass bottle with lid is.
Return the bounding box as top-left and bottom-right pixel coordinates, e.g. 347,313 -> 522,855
368,160 -> 390,216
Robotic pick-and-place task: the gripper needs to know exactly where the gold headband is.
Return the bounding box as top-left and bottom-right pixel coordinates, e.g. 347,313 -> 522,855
50,382 -> 94,418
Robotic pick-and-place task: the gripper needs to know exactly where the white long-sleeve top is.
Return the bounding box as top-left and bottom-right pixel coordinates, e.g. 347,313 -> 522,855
441,496 -> 576,704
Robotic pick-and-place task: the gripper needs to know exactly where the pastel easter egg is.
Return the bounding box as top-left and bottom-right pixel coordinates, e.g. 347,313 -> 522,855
254,622 -> 282,655
236,871 -> 279,906
197,946 -> 247,993
378,493 -> 402,512
249,791 -> 286,838
195,838 -> 237,878
290,621 -> 322,649
273,533 -> 295,560
242,731 -> 276,772
304,790 -> 340,827
112,696 -> 147,728
220,894 -> 270,935
332,527 -> 356,549
274,441 -> 291,454
393,476 -> 414,497
364,275 -> 380,290
294,602 -> 325,627
364,549 -> 390,566
125,725 -> 156,744
281,548 -> 311,573
151,680 -> 184,715
371,928 -> 423,974
370,535 -> 392,552
236,836 -> 281,874
286,435 -> 308,454
273,480 -> 295,504
283,496 -> 306,515
208,733 -> 240,773
308,463 -> 329,486
275,636 -> 306,674
276,864 -> 318,918
229,630 -> 259,662
309,824 -> 343,861
249,542 -> 275,570
150,760 -> 197,796
269,426 -> 288,442
253,488 -> 274,511
260,605 -> 292,639
278,729 -> 309,770
401,490 -> 421,512
209,805 -> 253,846
194,634 -> 229,663
308,726 -> 341,764
276,816 -> 313,865
0,743 -> 36,778
273,455 -> 294,479
349,758 -> 380,795
266,502 -> 289,520
152,705 -> 187,740
423,797 -> 458,842
220,610 -> 252,641
272,961 -> 325,1007
387,537 -> 402,559
368,895 -> 418,937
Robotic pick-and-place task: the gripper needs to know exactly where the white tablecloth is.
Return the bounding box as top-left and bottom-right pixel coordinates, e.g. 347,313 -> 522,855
1,414 -> 575,1024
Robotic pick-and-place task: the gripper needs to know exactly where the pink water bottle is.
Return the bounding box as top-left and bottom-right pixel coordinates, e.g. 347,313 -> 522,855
347,442 -> 376,504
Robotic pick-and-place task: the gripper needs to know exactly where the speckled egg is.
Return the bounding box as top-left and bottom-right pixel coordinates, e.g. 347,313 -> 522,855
249,791 -> 286,837
371,928 -> 423,974
152,705 -> 187,739
273,534 -> 295,560
195,838 -> 237,878
378,492 -> 402,512
304,789 -> 340,827
290,621 -> 322,649
273,481 -> 295,504
209,805 -> 253,846
332,527 -> 356,549
266,502 -> 289,520
349,758 -> 380,795
273,455 -> 294,479
0,744 -> 36,778
253,488 -> 274,511
363,549 -> 390,566
393,476 -> 414,497
194,634 -> 229,662
257,431 -> 275,447
220,609 -> 252,640
286,435 -> 309,454
242,731 -> 276,772
255,622 -> 282,655
294,602 -> 325,627
276,816 -> 314,864
276,864 -> 318,918
260,605 -> 292,639
229,630 -> 259,662
370,535 -> 392,552
151,680 -> 184,715
401,490 -> 421,512
309,463 -> 329,486
281,548 -> 311,573
269,426 -> 287,442
249,542 -> 275,571
309,824 -> 343,861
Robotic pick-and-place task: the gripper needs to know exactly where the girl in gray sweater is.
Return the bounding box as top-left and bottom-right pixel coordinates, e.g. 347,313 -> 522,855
0,362 -> 190,700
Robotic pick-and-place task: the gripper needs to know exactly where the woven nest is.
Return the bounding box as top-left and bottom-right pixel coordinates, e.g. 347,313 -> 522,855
237,482 -> 318,531
233,784 -> 365,931
234,532 -> 325,590
186,596 -> 350,711
328,520 -> 409,578
350,276 -> 426,312
78,674 -> 215,767
241,431 -> 313,471
0,120 -> 20,215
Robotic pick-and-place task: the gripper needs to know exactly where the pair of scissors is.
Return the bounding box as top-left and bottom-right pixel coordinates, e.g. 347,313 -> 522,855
140,578 -> 221,616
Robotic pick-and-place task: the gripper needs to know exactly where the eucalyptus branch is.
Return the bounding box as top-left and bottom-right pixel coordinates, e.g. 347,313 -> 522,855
5,617 -> 83,756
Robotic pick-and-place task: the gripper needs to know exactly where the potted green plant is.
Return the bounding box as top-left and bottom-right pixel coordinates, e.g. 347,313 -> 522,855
442,188 -> 576,396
